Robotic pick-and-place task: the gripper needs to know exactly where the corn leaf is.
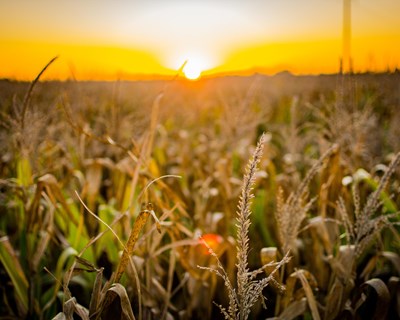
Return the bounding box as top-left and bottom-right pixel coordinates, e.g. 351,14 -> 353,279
0,236 -> 29,314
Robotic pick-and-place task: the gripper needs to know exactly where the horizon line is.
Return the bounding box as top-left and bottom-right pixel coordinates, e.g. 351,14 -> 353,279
2,65 -> 400,82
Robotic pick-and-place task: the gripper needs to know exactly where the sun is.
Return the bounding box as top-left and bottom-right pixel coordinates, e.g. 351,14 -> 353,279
183,61 -> 202,80
165,52 -> 215,80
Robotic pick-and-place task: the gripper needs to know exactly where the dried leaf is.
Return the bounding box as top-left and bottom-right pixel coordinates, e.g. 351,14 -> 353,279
330,245 -> 356,282
74,303 -> 90,320
355,278 -> 390,320
114,206 -> 150,283
381,251 -> 400,274
277,297 -> 307,320
296,269 -> 321,320
388,277 -> 400,317
64,297 -> 76,320
325,280 -> 346,320
32,230 -> 50,271
261,247 -> 278,268
75,255 -> 98,272
102,283 -> 135,320
282,269 -> 318,307
84,161 -> 103,199
52,312 -> 66,320
360,255 -> 379,280
61,297 -> 89,320
89,267 -> 104,316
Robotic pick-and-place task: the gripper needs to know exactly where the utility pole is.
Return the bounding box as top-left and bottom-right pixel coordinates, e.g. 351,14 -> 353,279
341,0 -> 352,74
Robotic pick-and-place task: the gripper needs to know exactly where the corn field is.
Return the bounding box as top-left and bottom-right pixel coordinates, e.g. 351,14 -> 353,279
0,63 -> 400,319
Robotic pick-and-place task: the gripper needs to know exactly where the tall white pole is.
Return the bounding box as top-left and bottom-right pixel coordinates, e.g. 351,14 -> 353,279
342,0 -> 352,73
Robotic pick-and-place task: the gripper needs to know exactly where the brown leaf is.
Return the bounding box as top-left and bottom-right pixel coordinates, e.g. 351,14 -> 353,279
355,278 -> 390,320
114,206 -> 150,283
277,297 -> 307,320
388,277 -> 400,317
296,269 -> 321,320
89,268 -> 104,316
101,284 -> 135,320
52,312 -> 66,320
324,280 -> 346,320
381,251 -> 400,274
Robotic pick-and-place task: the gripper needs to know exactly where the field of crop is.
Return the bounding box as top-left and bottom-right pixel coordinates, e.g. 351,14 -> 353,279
1,69 -> 400,319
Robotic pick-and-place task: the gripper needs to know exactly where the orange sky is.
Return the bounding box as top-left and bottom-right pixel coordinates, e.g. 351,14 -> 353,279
1,0 -> 399,80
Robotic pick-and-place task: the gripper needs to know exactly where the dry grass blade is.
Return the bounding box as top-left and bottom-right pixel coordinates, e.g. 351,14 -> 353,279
75,191 -> 125,249
296,270 -> 321,320
42,267 -> 64,316
137,174 -> 182,203
21,56 -> 58,130
161,251 -> 176,319
32,231 -> 51,271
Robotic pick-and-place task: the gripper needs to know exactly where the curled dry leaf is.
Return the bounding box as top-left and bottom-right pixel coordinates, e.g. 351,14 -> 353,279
101,283 -> 135,320
355,278 -> 391,320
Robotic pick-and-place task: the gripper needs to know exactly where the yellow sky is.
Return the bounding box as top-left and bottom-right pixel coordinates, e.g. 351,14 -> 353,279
1,0 -> 399,80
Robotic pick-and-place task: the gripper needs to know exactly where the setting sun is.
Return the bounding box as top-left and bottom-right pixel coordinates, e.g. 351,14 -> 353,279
169,53 -> 215,81
183,61 -> 202,80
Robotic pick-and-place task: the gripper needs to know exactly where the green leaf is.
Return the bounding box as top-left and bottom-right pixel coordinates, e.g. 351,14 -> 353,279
0,236 -> 29,314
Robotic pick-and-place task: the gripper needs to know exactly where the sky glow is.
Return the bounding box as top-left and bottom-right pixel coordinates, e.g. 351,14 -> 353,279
1,0 -> 399,79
